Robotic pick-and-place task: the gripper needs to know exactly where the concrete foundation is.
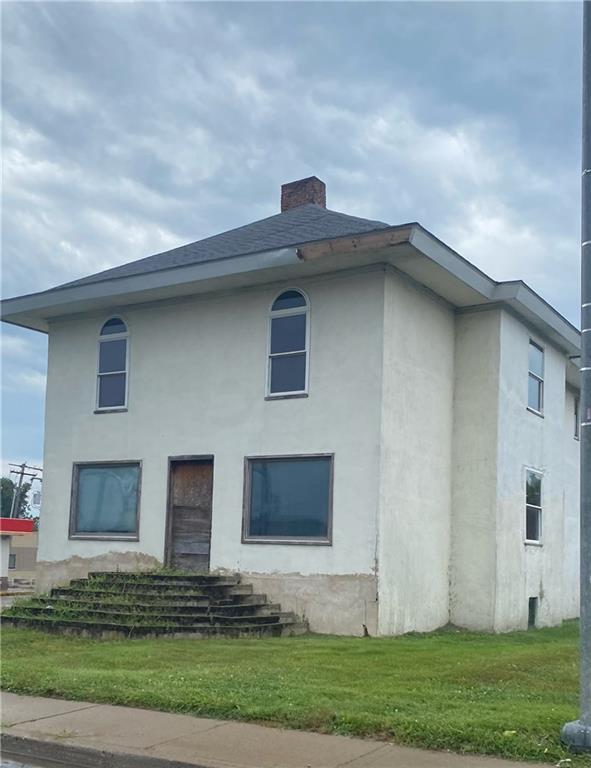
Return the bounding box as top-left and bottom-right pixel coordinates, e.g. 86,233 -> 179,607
35,551 -> 161,593
243,572 -> 378,636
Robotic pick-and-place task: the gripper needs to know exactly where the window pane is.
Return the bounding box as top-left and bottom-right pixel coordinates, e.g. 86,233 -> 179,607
270,353 -> 306,393
248,458 -> 330,538
271,290 -> 306,311
528,374 -> 542,411
8,553 -> 16,569
99,339 -> 126,373
526,472 -> 541,506
526,506 -> 540,541
101,318 -> 127,335
98,373 -> 126,408
75,464 -> 139,534
528,342 -> 544,377
271,314 -> 306,354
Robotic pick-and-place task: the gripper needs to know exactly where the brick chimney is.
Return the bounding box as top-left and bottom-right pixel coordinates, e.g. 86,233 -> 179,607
281,176 -> 326,212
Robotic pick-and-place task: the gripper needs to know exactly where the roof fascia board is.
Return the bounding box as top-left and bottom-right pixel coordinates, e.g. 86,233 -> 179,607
492,282 -> 580,352
297,224 -> 413,260
1,223 -> 581,356
1,247 -> 301,327
409,227 -> 580,355
408,226 -> 495,299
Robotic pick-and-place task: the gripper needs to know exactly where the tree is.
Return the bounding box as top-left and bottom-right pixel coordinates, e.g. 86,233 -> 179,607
1,477 -> 32,518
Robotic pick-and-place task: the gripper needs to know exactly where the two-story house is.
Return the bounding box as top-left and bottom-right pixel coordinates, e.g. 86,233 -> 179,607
1,176 -> 581,635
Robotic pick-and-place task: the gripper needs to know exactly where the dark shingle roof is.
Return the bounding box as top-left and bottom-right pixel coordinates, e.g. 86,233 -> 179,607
59,203 -> 391,289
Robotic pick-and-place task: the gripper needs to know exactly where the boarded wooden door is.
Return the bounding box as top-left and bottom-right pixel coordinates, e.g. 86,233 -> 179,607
167,460 -> 213,571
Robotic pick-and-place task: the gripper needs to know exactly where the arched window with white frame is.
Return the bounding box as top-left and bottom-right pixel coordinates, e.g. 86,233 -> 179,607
96,317 -> 128,410
267,289 -> 309,396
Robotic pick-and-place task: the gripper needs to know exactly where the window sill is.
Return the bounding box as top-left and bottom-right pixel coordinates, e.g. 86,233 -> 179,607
242,537 -> 331,546
524,540 -> 543,547
526,407 -> 544,418
265,393 -> 308,401
94,407 -> 128,414
69,534 -> 139,541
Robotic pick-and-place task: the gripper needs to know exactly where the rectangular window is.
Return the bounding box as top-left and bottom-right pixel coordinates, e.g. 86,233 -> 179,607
243,455 -> 333,543
575,396 -> 580,439
8,553 -> 16,569
525,470 -> 542,542
527,341 -> 544,414
97,336 -> 127,409
70,462 -> 140,539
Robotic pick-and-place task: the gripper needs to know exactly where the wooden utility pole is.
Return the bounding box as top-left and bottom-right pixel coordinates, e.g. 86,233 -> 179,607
8,462 -> 42,518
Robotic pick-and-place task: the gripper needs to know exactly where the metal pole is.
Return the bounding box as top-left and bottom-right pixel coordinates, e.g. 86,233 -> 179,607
562,0 -> 591,752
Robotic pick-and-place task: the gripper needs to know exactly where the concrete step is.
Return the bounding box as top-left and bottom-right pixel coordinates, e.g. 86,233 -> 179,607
82,576 -> 241,589
88,571 -> 240,584
42,596 -> 212,610
2,570 -> 306,640
2,615 -> 300,638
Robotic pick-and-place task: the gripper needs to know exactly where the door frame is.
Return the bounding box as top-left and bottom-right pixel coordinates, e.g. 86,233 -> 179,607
164,454 -> 214,568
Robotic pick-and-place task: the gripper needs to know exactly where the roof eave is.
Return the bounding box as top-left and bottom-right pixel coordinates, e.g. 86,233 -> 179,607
1,224 -> 581,360
0,246 -> 302,332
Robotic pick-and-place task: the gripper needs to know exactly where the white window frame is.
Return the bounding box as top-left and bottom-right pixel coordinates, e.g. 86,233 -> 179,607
527,340 -> 544,416
575,395 -> 580,440
525,468 -> 543,545
95,317 -> 129,412
266,288 -> 310,398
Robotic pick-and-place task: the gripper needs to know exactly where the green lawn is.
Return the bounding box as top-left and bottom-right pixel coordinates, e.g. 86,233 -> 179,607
2,622 -> 588,765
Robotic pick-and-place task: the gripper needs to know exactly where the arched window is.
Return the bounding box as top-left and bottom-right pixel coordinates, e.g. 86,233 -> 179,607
96,318 -> 128,410
267,289 -> 309,396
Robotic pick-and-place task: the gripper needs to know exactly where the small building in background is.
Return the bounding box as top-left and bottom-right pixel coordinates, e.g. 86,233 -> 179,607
8,530 -> 38,586
0,518 -> 35,591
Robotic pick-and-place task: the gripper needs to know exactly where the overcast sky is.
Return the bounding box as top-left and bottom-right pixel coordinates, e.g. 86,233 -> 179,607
0,1 -> 583,471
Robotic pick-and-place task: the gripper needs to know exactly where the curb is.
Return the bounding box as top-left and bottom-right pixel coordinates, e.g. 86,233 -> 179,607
1,734 -> 210,768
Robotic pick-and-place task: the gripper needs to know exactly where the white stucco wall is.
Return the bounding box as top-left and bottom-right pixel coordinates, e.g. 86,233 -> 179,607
450,310 -> 501,630
377,270 -> 455,634
450,309 -> 579,632
563,387 -> 581,619
36,262 -> 580,635
38,268 -> 386,631
494,311 -> 579,630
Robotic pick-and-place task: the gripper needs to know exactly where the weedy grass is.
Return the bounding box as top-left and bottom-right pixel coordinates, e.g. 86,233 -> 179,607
1,621 -> 588,765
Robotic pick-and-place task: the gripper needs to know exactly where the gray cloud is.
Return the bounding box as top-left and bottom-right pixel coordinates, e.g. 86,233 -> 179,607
0,1 -> 582,463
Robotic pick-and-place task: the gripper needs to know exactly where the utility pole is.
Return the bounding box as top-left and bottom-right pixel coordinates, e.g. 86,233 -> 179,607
562,0 -> 591,752
7,462 -> 42,519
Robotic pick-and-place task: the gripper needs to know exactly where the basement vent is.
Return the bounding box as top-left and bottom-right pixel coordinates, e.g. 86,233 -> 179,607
528,597 -> 538,629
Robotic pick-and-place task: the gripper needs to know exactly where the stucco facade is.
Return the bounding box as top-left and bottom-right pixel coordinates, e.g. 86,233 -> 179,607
34,265 -> 580,635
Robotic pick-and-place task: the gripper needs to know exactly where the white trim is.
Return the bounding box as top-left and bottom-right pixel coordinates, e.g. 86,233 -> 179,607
524,467 -> 543,545
527,339 -> 544,415
95,316 -> 129,411
266,288 -> 310,398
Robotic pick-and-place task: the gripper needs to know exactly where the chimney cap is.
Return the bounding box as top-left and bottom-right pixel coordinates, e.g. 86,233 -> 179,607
281,176 -> 326,212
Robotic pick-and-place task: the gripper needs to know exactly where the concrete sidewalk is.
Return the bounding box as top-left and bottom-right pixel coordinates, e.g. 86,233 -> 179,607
1,692 -> 549,768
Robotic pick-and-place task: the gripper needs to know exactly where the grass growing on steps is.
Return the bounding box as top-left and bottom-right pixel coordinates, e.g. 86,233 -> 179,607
1,622 -> 587,765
